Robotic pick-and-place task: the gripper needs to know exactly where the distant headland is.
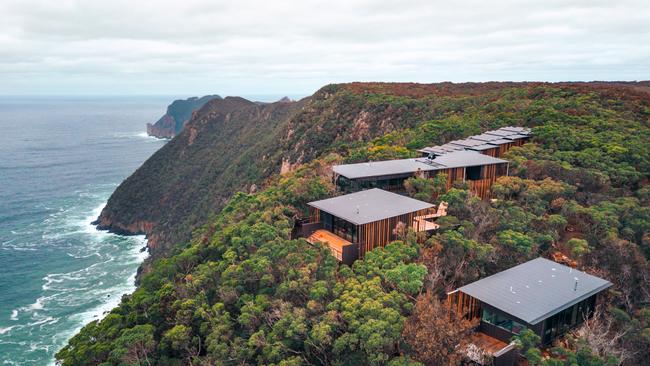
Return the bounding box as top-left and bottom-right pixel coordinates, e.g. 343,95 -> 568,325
146,95 -> 222,138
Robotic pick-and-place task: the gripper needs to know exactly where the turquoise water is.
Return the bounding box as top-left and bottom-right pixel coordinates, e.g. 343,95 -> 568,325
0,97 -> 169,365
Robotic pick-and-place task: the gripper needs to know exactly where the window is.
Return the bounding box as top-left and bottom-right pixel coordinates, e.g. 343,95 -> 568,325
337,176 -> 353,192
496,163 -> 508,176
482,309 -> 495,323
332,216 -> 357,243
511,321 -> 526,335
321,212 -> 333,231
466,166 -> 482,180
482,309 -> 526,334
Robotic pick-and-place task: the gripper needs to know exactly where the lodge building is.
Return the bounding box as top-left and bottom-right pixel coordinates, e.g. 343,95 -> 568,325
295,188 -> 446,264
293,126 -> 612,365
333,126 -> 531,199
448,257 -> 612,366
296,126 -> 533,262
334,150 -> 509,199
417,126 -> 532,158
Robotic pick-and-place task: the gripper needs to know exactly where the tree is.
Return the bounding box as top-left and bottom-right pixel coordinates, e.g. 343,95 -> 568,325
402,292 -> 476,365
162,324 -> 197,363
110,324 -> 156,366
566,238 -> 590,258
497,230 -> 534,255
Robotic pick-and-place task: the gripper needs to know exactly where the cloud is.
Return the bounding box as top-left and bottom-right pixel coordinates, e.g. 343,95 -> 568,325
0,0 -> 648,95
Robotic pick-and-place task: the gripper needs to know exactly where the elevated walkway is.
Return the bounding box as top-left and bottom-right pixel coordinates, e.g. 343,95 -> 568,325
412,201 -> 448,232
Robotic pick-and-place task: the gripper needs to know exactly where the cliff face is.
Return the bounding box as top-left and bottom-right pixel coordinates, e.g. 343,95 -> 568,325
98,96 -> 307,255
146,95 -> 222,138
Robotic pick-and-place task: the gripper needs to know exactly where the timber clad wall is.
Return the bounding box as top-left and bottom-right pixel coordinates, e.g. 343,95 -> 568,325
497,142 -> 514,157
428,162 -> 508,199
356,208 -> 432,258
469,163 -> 507,198
438,167 -> 465,190
447,290 -> 481,320
481,146 -> 500,157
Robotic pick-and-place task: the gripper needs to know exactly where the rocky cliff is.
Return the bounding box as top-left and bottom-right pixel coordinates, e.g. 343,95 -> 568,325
146,95 -> 222,138
98,95 -> 308,255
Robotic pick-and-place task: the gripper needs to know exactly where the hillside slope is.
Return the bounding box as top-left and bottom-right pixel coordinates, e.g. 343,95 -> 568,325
99,82 -> 650,258
100,84 -> 517,255
60,81 -> 650,366
97,96 -> 303,254
146,95 -> 221,138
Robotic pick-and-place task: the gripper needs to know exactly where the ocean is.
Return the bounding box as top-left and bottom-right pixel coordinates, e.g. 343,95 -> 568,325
0,96 -> 169,365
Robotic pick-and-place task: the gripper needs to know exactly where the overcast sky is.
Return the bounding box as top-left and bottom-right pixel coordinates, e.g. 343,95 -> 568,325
1,0 -> 649,97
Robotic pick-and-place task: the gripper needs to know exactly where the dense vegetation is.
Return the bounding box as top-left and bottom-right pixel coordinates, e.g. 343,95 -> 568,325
60,82 -> 650,365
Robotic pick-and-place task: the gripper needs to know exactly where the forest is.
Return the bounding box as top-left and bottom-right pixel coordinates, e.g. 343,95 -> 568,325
57,83 -> 650,365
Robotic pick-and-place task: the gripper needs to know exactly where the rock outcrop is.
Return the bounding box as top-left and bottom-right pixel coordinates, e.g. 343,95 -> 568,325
146,95 -> 222,138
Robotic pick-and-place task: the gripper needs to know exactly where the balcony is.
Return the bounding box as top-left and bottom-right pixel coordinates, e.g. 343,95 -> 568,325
306,229 -> 358,265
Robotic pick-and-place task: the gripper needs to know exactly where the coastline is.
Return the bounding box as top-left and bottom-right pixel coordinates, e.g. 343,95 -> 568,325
48,203 -> 150,365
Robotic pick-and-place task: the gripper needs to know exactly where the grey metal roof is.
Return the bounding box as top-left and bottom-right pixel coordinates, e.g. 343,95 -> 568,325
469,133 -> 503,142
417,143 -> 464,155
418,126 -> 531,157
504,133 -> 529,140
468,143 -> 499,151
458,257 -> 612,325
499,126 -> 531,134
333,151 -> 507,179
449,138 -> 487,148
333,158 -> 439,179
307,188 -> 433,225
487,138 -> 515,145
424,150 -> 507,169
485,129 -> 517,137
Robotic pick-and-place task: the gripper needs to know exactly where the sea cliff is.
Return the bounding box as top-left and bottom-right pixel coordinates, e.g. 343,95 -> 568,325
146,95 -> 221,138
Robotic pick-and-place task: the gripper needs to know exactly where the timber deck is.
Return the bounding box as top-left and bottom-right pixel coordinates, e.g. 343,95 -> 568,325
413,217 -> 439,231
307,229 -> 352,261
412,202 -> 447,231
470,332 -> 510,355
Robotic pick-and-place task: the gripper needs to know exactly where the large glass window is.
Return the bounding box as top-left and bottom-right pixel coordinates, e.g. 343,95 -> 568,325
482,309 -> 526,334
321,212 -> 333,231
337,176 -> 361,193
332,216 -> 357,243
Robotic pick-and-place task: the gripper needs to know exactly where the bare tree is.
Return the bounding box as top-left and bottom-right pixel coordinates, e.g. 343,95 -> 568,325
571,306 -> 634,364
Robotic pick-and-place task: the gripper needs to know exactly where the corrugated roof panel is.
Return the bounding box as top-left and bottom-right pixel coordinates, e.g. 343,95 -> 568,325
485,130 -> 516,137
487,138 -> 514,145
449,139 -> 486,147
504,133 -> 529,140
500,126 -> 531,134
418,126 -> 531,155
468,144 -> 499,151
469,133 -> 503,142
